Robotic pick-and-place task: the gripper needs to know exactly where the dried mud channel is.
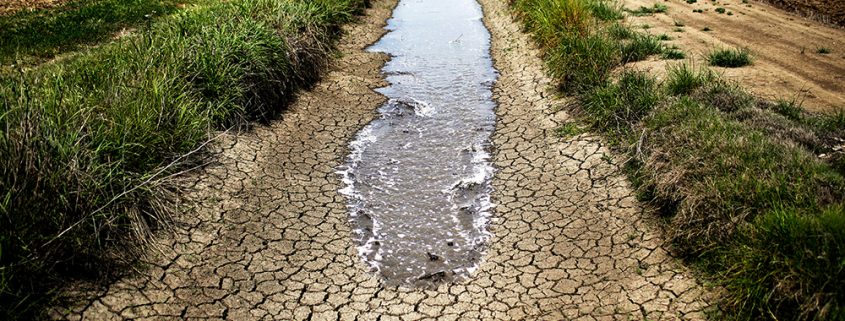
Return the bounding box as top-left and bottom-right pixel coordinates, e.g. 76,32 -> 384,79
56,0 -> 715,320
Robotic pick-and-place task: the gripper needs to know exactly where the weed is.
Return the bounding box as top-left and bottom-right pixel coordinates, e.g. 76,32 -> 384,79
673,27 -> 684,32
708,47 -> 753,67
674,20 -> 685,27
693,9 -> 704,13
657,34 -> 671,41
817,47 -> 832,54
686,0 -> 697,3
715,7 -> 726,14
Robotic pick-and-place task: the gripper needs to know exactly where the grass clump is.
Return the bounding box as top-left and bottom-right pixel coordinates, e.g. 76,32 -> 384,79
665,63 -> 713,95
0,0 -> 368,318
722,206 -> 845,320
817,47 -> 832,54
583,71 -> 660,136
772,98 -> 804,121
661,48 -> 685,60
708,47 -> 753,67
629,3 -> 668,16
621,33 -> 663,62
588,0 -> 624,20
608,22 -> 634,39
715,7 -> 726,14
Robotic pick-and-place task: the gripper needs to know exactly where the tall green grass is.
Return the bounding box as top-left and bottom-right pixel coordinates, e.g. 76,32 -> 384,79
0,0 -> 367,318
510,0 -> 845,319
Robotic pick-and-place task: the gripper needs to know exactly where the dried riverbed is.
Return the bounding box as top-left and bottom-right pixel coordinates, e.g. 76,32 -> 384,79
56,0 -> 715,319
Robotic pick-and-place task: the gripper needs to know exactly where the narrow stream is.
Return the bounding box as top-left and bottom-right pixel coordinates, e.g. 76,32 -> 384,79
338,0 -> 497,287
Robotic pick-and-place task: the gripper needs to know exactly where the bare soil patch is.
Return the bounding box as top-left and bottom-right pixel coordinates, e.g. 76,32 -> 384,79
623,0 -> 845,112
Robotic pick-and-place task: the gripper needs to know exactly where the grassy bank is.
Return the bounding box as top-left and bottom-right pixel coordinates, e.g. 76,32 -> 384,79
0,0 -> 208,68
510,0 -> 845,319
0,0 -> 367,318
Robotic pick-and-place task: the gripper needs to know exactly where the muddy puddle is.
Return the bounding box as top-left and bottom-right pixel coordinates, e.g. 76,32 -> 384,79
338,0 -> 497,287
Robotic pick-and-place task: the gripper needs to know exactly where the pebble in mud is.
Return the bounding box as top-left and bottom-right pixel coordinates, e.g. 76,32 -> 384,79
55,0 -> 715,320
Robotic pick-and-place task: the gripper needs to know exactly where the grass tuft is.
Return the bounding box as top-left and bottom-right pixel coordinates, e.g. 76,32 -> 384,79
661,48 -> 685,60
665,63 -> 713,95
621,33 -> 663,62
708,47 -> 753,67
588,0 -> 624,20
628,3 -> 668,16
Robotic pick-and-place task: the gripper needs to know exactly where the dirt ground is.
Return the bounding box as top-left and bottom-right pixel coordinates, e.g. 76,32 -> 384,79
766,0 -> 845,27
0,0 -> 69,15
52,0 -> 715,319
622,0 -> 845,113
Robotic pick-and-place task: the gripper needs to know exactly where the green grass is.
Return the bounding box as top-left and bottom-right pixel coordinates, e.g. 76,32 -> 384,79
583,70 -> 661,137
621,33 -> 664,62
715,7 -> 726,14
0,0 -> 368,318
554,122 -> 585,138
0,0 -> 205,68
608,22 -> 634,39
817,47 -> 832,54
772,98 -> 804,121
588,0 -> 623,20
511,0 -> 845,319
628,3 -> 668,16
661,48 -> 685,60
708,47 -> 752,67
665,63 -> 713,95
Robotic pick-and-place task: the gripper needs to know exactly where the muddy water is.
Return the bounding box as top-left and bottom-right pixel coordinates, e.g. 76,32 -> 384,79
338,0 -> 497,287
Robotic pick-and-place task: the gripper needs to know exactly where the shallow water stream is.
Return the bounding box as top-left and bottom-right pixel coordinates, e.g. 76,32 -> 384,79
339,0 -> 497,287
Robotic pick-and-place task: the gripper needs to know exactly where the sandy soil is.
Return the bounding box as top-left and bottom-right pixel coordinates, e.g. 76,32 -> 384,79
622,0 -> 845,113
0,0 -> 69,15
52,0 -> 714,319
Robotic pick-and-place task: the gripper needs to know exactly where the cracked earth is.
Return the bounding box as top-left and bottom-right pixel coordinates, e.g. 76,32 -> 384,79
54,0 -> 716,319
